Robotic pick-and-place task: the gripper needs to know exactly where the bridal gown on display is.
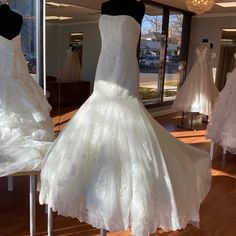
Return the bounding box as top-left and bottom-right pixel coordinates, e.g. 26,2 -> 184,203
172,43 -> 219,116
39,15 -> 211,236
61,47 -> 82,82
0,34 -> 55,177
206,68 -> 236,154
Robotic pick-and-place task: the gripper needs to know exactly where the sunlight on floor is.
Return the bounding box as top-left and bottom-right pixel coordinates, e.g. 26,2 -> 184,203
170,130 -> 211,144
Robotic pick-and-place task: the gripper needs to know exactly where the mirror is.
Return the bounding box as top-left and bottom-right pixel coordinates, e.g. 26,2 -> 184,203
45,0 -> 102,133
215,28 -> 236,91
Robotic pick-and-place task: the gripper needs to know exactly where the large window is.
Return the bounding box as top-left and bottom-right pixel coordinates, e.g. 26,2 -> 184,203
139,5 -> 163,104
164,11 -> 183,102
139,3 -> 190,106
8,0 -> 37,75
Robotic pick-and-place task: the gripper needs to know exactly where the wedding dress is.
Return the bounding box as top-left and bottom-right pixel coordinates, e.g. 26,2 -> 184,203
0,34 -> 55,177
39,15 -> 211,236
172,42 -> 219,116
206,68 -> 236,154
61,47 -> 82,82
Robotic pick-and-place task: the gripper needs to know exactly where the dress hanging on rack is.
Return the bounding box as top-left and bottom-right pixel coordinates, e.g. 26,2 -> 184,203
206,67 -> 236,154
172,42 -> 219,116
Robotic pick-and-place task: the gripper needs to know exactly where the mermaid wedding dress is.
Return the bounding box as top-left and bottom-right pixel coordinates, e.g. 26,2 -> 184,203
0,34 -> 55,176
39,15 -> 211,236
206,68 -> 236,154
172,43 -> 219,116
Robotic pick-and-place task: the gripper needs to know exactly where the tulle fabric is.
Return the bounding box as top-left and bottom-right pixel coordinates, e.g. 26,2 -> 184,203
172,43 -> 219,116
0,34 -> 55,176
39,15 -> 211,236
206,70 -> 236,153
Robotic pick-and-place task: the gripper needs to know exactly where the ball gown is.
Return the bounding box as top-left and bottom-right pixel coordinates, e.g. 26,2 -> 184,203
39,15 -> 212,236
172,42 -> 219,116
206,68 -> 236,154
0,34 -> 55,176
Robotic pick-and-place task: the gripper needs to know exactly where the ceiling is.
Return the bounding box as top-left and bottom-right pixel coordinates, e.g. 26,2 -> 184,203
46,0 -> 236,24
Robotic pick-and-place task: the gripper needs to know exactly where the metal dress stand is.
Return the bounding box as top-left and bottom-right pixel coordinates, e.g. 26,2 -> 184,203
3,171 -> 39,236
177,111 -> 208,130
210,141 -> 228,160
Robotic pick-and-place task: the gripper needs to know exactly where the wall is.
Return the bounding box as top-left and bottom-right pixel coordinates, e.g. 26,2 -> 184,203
187,14 -> 236,81
46,22 -> 101,88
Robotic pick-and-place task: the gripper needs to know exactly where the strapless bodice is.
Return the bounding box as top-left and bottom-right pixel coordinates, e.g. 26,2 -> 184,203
0,34 -> 29,80
94,15 -> 141,98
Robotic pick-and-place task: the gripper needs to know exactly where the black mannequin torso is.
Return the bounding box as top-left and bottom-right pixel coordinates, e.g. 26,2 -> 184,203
202,37 -> 213,49
101,0 -> 145,25
0,4 -> 23,40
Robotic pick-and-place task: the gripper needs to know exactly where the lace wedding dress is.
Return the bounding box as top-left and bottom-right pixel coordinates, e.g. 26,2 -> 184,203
39,15 -> 211,236
206,69 -> 236,153
172,43 -> 219,116
0,34 -> 55,176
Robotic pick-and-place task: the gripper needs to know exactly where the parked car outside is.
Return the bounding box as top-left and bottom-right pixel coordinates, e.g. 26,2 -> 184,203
139,55 -> 159,69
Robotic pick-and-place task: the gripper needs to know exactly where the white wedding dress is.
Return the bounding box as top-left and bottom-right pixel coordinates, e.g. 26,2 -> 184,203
61,48 -> 82,82
206,68 -> 236,154
172,43 -> 219,116
0,34 -> 55,177
39,15 -> 211,236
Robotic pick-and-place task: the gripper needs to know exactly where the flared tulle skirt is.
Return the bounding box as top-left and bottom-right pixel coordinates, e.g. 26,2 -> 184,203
39,91 -> 211,236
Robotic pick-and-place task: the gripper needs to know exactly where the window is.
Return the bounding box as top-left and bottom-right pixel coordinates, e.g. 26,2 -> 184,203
8,0 -> 37,75
139,2 -> 190,106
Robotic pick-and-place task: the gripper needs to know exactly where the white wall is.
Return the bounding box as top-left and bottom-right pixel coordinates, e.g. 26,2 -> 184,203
46,22 -> 101,87
188,14 -> 236,76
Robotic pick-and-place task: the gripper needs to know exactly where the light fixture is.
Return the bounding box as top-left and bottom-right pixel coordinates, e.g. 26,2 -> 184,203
45,16 -> 73,21
185,0 -> 215,15
222,29 -> 236,32
215,2 -> 236,8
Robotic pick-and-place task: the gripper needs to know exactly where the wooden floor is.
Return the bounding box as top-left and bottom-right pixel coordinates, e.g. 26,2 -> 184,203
1,110 -> 236,236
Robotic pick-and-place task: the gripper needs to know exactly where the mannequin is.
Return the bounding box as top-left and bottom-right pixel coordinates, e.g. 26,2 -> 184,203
101,0 -> 145,25
202,37 -> 213,49
0,3 -> 23,40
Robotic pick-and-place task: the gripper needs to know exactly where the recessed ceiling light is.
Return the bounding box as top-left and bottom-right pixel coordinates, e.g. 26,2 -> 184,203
45,16 -> 73,20
216,2 -> 236,7
221,39 -> 234,42
46,2 -> 75,7
222,29 -> 236,32
70,33 -> 84,36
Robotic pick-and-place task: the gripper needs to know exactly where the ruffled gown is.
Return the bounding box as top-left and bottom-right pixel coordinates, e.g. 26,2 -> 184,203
39,15 -> 212,236
172,43 -> 219,116
0,34 -> 55,176
206,69 -> 236,153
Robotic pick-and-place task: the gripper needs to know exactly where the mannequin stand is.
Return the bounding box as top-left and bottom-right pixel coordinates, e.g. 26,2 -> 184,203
177,112 -> 194,130
210,141 -> 227,160
100,229 -> 107,236
46,209 -> 107,236
177,112 -> 208,131
2,171 -> 39,236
